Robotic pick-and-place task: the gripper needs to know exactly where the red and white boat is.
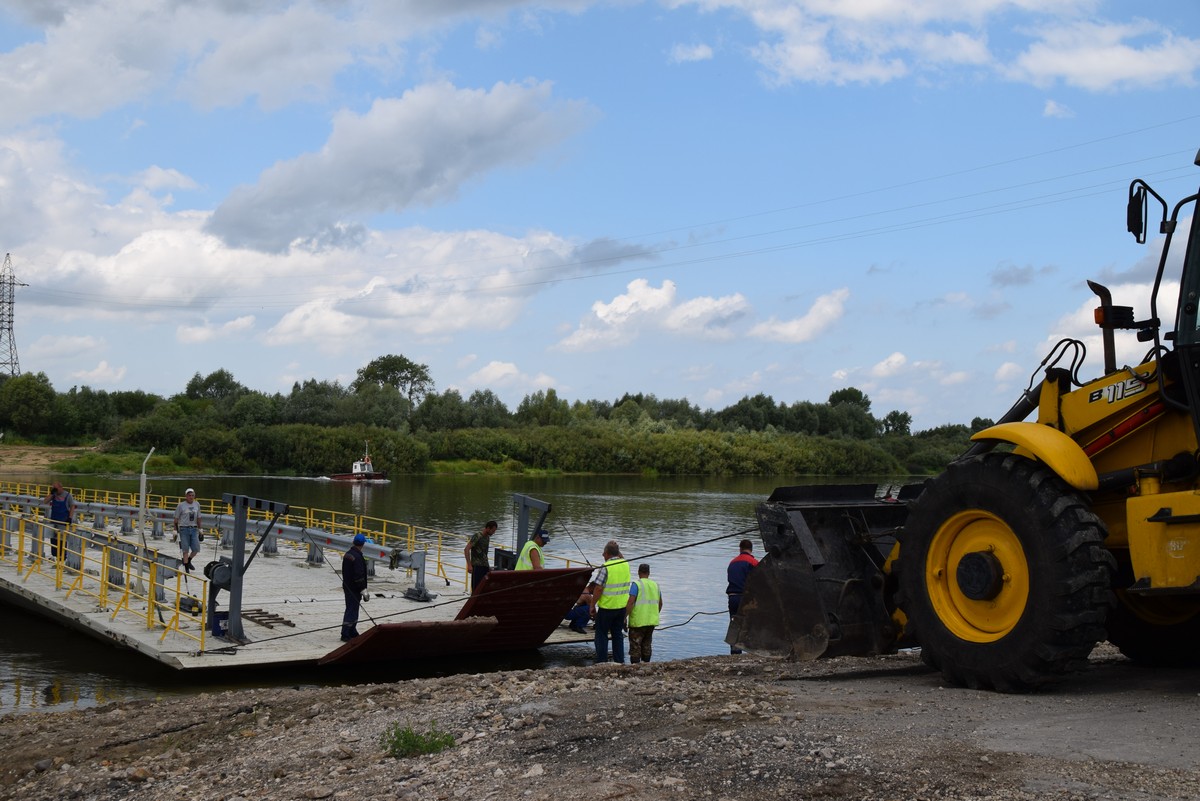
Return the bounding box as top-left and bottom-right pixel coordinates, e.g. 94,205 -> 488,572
329,443 -> 388,482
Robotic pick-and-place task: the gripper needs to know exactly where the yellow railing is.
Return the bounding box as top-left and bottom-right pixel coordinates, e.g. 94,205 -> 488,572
2,482 -> 590,593
0,512 -> 206,649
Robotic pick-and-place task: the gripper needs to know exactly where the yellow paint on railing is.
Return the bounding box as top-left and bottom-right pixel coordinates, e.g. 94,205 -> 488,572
0,510 -> 207,649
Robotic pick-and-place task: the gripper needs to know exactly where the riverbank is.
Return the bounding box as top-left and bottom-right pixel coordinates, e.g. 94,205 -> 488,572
0,445 -> 91,474
3,648 -> 1198,801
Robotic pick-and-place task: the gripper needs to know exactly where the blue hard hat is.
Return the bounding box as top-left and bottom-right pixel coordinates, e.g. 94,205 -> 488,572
353,533 -> 366,545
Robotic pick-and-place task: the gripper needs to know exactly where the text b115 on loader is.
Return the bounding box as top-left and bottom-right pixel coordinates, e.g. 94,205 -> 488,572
729,149 -> 1200,691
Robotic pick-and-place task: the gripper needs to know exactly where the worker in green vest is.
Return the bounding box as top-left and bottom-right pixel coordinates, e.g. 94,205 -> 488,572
589,540 -> 631,663
515,528 -> 549,570
625,563 -> 662,664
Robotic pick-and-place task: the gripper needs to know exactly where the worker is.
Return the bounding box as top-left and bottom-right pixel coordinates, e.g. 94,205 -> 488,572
341,533 -> 369,642
463,520 -> 497,592
726,538 -> 759,654
625,563 -> 662,664
589,540 -> 631,664
43,481 -> 76,561
515,528 -> 549,570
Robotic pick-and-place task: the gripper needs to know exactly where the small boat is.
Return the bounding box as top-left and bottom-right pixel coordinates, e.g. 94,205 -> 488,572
329,442 -> 388,482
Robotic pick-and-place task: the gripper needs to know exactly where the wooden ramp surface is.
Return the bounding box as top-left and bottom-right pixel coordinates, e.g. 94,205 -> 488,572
320,567 -> 592,665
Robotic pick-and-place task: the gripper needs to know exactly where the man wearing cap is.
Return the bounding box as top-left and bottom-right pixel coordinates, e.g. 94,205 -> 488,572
625,563 -> 662,664
341,533 -> 369,641
589,540 -> 631,664
515,528 -> 549,570
173,488 -> 202,572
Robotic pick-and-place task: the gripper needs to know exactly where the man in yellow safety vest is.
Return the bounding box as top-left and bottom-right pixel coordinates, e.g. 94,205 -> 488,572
625,563 -> 662,664
588,540 -> 630,663
515,528 -> 549,570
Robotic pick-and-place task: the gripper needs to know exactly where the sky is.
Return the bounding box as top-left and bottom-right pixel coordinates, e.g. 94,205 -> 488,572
0,0 -> 1198,431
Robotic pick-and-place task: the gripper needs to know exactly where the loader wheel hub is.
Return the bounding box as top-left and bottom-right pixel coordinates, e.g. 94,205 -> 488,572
926,509 -> 1030,643
956,551 -> 1004,601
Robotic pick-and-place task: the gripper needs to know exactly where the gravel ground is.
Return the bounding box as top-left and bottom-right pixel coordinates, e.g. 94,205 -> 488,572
3,647 -> 1200,801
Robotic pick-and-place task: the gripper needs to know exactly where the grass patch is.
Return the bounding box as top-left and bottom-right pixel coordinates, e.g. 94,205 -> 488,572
380,722 -> 456,758
55,452 -> 187,475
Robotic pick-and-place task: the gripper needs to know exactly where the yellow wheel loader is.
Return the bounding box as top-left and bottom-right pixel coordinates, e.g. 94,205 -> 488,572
729,149 -> 1200,691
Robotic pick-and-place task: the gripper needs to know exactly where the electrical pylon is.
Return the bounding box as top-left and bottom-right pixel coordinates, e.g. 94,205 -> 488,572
0,253 -> 23,377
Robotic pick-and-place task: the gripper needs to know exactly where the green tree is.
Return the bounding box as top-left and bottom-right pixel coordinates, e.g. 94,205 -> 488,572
352,354 -> 434,406
230,393 -> 279,428
281,379 -> 350,427
185,369 -> 247,401
515,388 -> 570,426
412,389 -> 469,431
465,389 -> 511,428
881,410 -> 912,436
0,372 -> 57,436
828,387 -> 871,412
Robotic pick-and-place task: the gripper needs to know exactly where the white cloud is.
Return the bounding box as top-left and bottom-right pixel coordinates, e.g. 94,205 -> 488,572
672,2 -> 1199,91
748,287 -> 849,343
1042,99 -> 1074,118
71,359 -> 126,384
940,371 -> 970,385
1010,21 -> 1200,90
663,293 -> 750,340
177,316 -> 255,344
670,43 -> 714,63
871,351 -> 907,378
135,166 -> 198,192
207,80 -> 598,252
994,361 -> 1023,382
466,360 -> 556,393
558,279 -> 751,351
27,334 -> 103,360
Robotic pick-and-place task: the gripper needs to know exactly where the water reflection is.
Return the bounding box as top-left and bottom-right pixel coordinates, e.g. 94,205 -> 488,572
2,473 -> 821,714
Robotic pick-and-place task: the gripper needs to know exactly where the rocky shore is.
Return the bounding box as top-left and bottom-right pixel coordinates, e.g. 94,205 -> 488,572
3,649 -> 1199,801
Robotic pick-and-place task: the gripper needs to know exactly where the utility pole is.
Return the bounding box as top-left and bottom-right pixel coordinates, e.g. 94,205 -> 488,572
0,253 -> 23,377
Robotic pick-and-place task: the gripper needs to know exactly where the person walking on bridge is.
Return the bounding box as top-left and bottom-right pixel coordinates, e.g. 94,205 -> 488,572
43,481 -> 76,561
626,563 -> 662,664
174,488 -> 203,572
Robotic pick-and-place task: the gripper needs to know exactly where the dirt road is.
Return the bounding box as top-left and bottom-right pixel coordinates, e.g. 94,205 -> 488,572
2,646 -> 1198,801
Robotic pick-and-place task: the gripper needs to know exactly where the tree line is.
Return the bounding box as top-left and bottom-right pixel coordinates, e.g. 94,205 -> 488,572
0,354 -> 991,477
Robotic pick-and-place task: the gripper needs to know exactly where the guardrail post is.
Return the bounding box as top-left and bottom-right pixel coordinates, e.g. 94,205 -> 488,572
152,519 -> 164,540
306,542 -> 323,564
108,542 -> 127,587
31,520 -> 48,560
2,511 -> 15,550
64,528 -> 82,571
92,511 -> 105,531
121,515 -> 133,535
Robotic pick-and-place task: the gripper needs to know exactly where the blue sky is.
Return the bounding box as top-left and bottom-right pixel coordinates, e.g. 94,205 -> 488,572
0,1 -> 1198,430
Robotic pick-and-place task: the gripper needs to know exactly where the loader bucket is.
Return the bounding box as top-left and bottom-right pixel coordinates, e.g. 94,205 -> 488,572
726,543 -> 830,658
726,482 -> 922,660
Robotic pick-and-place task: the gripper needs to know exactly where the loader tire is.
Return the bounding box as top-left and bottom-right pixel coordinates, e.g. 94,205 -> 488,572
896,453 -> 1114,692
1106,591 -> 1200,667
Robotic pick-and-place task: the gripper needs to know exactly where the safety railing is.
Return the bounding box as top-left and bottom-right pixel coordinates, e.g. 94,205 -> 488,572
0,511 -> 206,650
1,482 -> 592,594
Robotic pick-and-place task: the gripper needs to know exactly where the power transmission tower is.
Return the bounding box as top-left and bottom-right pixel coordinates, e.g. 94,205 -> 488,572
0,253 -> 24,377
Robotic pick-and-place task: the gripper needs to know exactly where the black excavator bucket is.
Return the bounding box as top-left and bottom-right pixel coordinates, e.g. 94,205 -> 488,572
726,482 -> 922,659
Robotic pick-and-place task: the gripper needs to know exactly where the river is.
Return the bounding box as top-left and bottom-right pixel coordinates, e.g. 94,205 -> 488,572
0,473 -> 842,715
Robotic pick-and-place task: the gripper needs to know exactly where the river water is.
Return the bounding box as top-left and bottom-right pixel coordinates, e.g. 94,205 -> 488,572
1,473 -> 837,715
